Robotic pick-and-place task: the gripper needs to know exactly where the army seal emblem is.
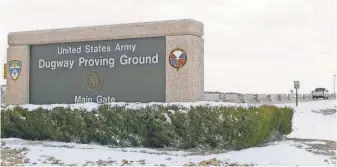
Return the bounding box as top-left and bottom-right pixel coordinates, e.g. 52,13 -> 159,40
85,70 -> 104,91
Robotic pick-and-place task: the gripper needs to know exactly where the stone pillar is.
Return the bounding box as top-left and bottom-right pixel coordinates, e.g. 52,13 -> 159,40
165,35 -> 204,102
6,45 -> 30,104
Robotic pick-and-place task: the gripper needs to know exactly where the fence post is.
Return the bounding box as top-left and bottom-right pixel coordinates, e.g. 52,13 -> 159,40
253,94 -> 259,102
238,94 -> 245,103
267,94 -> 272,101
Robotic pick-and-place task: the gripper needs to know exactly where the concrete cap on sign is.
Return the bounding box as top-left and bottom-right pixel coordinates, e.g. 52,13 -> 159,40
8,19 -> 204,46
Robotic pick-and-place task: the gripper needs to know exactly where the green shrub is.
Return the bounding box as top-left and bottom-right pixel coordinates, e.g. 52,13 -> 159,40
1,104 -> 293,150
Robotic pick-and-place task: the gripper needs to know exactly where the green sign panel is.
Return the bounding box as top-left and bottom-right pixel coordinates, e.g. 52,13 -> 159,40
29,37 -> 166,104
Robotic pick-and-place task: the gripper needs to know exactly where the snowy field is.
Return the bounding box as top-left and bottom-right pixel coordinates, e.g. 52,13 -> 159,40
1,100 -> 336,166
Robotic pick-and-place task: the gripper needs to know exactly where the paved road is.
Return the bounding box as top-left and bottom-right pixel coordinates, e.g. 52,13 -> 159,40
247,98 -> 336,105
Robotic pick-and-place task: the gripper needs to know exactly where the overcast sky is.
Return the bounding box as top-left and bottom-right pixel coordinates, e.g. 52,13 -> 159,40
0,0 -> 336,94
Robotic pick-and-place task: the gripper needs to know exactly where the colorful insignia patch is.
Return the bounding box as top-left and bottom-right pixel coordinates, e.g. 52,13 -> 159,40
169,48 -> 187,71
8,60 -> 22,80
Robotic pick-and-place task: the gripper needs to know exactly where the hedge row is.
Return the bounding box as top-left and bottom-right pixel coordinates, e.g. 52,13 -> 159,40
1,105 -> 293,150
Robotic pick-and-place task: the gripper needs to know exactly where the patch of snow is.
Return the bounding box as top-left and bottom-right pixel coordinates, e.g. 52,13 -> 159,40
168,110 -> 175,114
1,138 -> 189,156
3,101 -> 257,112
277,100 -> 337,141
178,109 -> 188,114
163,113 -> 171,124
303,141 -> 327,145
223,140 -> 331,166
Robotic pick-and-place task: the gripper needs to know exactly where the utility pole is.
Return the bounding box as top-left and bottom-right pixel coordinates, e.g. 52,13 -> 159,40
296,89 -> 298,106
294,81 -> 300,107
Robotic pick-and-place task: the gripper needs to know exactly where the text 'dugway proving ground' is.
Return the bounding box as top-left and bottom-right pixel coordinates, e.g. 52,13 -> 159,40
29,37 -> 167,104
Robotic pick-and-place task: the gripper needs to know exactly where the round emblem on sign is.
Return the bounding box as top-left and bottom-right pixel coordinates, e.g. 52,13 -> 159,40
169,48 -> 187,71
85,70 -> 104,91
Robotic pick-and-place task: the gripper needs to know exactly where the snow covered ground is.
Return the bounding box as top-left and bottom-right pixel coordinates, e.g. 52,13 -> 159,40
1,100 -> 336,166
277,100 -> 337,141
1,138 -> 335,166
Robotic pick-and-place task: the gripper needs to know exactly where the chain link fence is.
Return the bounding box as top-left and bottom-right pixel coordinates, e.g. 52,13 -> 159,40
205,91 -> 336,103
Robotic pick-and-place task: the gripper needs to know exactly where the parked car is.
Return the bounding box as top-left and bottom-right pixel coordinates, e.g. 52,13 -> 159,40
312,88 -> 329,99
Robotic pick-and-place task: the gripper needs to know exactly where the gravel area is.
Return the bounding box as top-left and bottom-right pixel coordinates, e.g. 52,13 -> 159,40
287,138 -> 336,165
1,146 -> 30,166
311,108 -> 337,115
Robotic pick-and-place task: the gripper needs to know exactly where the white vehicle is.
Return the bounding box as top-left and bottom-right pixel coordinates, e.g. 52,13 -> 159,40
312,88 -> 329,100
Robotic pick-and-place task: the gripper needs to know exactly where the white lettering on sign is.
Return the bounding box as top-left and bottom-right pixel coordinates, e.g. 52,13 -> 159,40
85,45 -> 112,53
120,54 -> 159,65
78,56 -> 115,67
39,59 -> 74,70
39,48 -> 161,70
96,95 -> 115,103
74,95 -> 116,104
57,46 -> 82,55
115,43 -> 137,52
57,44 -> 139,55
75,96 -> 93,103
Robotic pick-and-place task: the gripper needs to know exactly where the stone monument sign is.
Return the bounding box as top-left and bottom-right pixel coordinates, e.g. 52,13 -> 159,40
5,19 -> 204,104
